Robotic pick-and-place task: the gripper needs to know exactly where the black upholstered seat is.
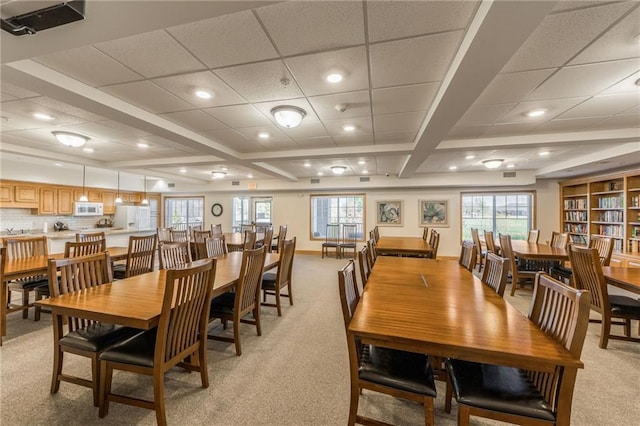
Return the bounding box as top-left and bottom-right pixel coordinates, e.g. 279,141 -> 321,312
60,323 -> 141,353
261,272 -> 277,288
609,295 -> 640,315
99,329 -> 157,368
446,359 -> 555,422
209,292 -> 236,315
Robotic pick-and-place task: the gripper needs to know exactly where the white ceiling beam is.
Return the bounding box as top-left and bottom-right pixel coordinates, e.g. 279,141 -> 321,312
536,141 -> 640,177
0,142 -> 105,167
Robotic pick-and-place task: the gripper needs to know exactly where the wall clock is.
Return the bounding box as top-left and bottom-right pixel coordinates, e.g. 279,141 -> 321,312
211,203 -> 223,217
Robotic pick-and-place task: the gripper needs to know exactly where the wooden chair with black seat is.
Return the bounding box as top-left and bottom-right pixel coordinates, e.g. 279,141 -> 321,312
76,231 -> 106,243
2,236 -> 50,320
445,272 -> 590,426
480,252 -> 509,297
158,242 -> 191,270
427,230 -> 440,259
113,234 -> 157,280
527,229 -> 540,243
339,224 -> 358,259
373,225 -> 380,243
240,223 -> 255,233
47,252 -> 141,406
367,237 -> 377,266
210,223 -> 223,235
169,229 -> 188,243
357,245 -> 371,289
99,259 -> 216,425
192,229 -> 212,243
262,238 -> 296,316
256,226 -> 273,253
500,234 -> 537,297
422,226 -> 429,241
195,235 -> 228,259
551,236 -> 613,284
484,230 -> 499,256
470,228 -> 485,271
243,230 -> 257,251
568,244 -> 640,349
322,224 -> 341,259
208,246 -> 266,356
271,224 -> 287,253
157,227 -> 173,244
338,260 -> 437,426
458,241 -> 477,273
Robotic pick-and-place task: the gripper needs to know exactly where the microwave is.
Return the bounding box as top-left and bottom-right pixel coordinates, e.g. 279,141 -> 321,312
73,202 -> 104,216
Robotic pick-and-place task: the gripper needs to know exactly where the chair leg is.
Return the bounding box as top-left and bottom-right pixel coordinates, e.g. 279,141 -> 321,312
91,355 -> 100,407
624,319 -> 631,337
198,345 -> 209,388
288,283 -> 293,305
599,315 -> 611,349
444,378 -> 453,414
457,404 -> 471,426
424,396 -> 434,426
254,307 -> 262,336
348,383 -> 360,426
234,318 -> 242,356
153,374 -> 167,426
275,289 -> 282,316
22,290 -> 29,319
51,347 -> 63,394
98,362 -> 113,418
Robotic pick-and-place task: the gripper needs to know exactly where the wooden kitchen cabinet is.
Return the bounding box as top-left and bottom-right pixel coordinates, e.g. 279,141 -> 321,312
57,188 -> 74,215
39,188 -> 57,215
0,184 -> 13,203
88,190 -> 102,202
15,184 -> 39,204
102,191 -> 116,214
126,192 -> 142,203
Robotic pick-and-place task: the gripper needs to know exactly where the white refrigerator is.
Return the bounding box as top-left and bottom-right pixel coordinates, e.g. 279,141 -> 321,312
114,206 -> 151,230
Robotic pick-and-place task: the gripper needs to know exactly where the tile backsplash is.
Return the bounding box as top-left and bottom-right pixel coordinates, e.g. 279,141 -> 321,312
0,208 -> 113,234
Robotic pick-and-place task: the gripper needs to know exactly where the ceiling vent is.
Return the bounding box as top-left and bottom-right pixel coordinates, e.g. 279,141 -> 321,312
232,180 -> 240,186
310,178 -> 320,184
1,1 -> 85,36
167,183 -> 175,188
360,176 -> 370,182
503,171 -> 516,178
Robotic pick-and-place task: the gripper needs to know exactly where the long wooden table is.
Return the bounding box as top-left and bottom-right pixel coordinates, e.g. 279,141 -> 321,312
36,251 -> 279,330
375,236 -> 433,257
506,240 -> 569,261
602,266 -> 640,294
223,232 -> 265,251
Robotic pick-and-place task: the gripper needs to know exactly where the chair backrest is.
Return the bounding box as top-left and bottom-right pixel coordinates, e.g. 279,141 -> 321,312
276,225 -> 288,252
367,237 -> 377,265
211,224 -> 223,235
170,229 -> 189,243
550,231 -> 569,249
342,224 -> 357,244
262,227 -> 274,253
3,236 -> 48,259
373,226 -> 380,243
430,231 -> 440,258
357,246 -> 371,287
527,229 -> 540,243
458,241 -> 477,272
471,228 -> 482,263
197,236 -> 228,259
192,229 -> 211,243
499,234 -> 518,281
243,230 -> 257,250
337,260 -> 360,331
567,245 -> 607,315
76,232 -> 106,243
234,246 -> 267,319
273,238 -> 296,291
157,227 -> 173,243
526,273 -> 590,416
240,224 -> 255,233
481,253 -> 509,297
155,259 -> 216,367
422,226 -> 429,241
0,247 -> 4,338
159,242 -> 192,269
589,236 -> 614,266
124,234 -> 157,278
326,224 -> 340,244
255,224 -> 271,235
484,230 -> 498,254
64,239 -> 106,257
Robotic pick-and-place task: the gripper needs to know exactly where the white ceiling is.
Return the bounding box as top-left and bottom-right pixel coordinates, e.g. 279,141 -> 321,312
1,0 -> 639,185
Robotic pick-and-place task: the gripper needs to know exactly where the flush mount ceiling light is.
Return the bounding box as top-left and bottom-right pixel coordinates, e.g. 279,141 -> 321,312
526,109 -> 547,117
136,143 -> 149,148
52,131 -> 89,147
271,105 -> 306,128
331,165 -> 347,175
465,154 -> 476,160
539,151 -> 550,156
449,166 -> 457,170
211,171 -> 226,179
342,124 -> 356,132
195,89 -> 213,99
482,159 -> 504,169
326,72 -> 344,83
33,112 -> 54,120
258,132 -> 270,139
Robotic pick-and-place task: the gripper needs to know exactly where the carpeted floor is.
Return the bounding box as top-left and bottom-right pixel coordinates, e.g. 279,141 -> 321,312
1,254 -> 639,425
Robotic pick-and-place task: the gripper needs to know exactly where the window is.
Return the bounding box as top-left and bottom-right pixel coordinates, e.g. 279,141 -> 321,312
164,197 -> 204,230
461,192 -> 534,241
231,196 -> 273,231
310,194 -> 365,240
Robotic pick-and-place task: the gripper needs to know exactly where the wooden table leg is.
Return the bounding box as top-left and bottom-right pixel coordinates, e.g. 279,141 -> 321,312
1,280 -> 8,337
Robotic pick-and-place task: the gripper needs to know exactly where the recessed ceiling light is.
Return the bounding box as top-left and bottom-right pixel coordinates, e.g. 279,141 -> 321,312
317,172 -> 323,176
465,154 -> 476,160
326,72 -> 343,83
358,160 -> 365,165
54,163 -> 63,167
342,124 -> 356,132
507,164 -> 515,168
247,174 -> 253,178
449,166 -> 457,170
195,90 -> 213,99
137,143 -> 149,148
482,159 -> 503,169
52,131 -> 89,147
180,168 -> 187,173
304,162 -> 311,167
362,170 -> 368,174
526,109 -> 548,117
258,132 -> 270,139
33,112 -> 54,120
82,148 -> 94,153
221,167 -> 228,171
538,151 -> 550,156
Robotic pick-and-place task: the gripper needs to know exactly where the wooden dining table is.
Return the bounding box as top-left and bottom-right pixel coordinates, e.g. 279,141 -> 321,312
223,232 -> 265,251
602,266 -> 640,294
36,251 -> 279,330
504,240 -> 569,262
374,236 -> 433,257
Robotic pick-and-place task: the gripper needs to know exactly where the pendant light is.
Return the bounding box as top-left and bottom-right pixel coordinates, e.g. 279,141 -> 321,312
141,175 -> 149,205
115,171 -> 123,204
78,165 -> 88,202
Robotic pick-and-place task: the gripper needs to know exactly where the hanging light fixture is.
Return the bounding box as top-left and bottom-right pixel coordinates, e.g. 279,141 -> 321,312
141,175 -> 149,205
52,131 -> 89,147
115,171 -> 122,204
271,105 -> 306,128
78,165 -> 88,202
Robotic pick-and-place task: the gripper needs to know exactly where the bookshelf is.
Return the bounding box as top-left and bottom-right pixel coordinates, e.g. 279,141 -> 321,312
627,174 -> 640,254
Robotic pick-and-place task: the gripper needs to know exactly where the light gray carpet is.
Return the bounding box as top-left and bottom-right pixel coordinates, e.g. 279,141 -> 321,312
1,254 -> 639,425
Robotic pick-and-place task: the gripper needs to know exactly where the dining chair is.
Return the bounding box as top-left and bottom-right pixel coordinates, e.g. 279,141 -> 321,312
550,236 -> 614,284
527,229 -> 540,243
445,273 -> 591,425
47,252 -> 140,406
113,234 -> 157,279
158,242 -> 192,269
338,260 -> 437,426
192,229 -> 212,243
568,244 -> 640,349
373,226 -> 380,243
0,247 -> 6,346
357,245 -> 371,288
549,231 -> 569,249
99,259 -> 216,425
156,227 -> 173,244
422,226 -> 429,241
458,241 -> 477,272
196,235 -> 228,259
210,223 -> 223,235
367,237 -> 377,266
427,230 -> 440,259
240,224 -> 255,233
339,224 -> 358,259
2,236 -> 49,320
258,226 -> 274,253
208,246 -> 267,356
243,230 -> 257,250
272,224 -> 287,253
322,224 -> 340,258
480,253 -> 509,297
169,229 -> 188,243
470,228 -> 485,271
76,231 -> 106,243
484,230 -> 500,255
500,233 -> 536,297
261,237 -> 296,316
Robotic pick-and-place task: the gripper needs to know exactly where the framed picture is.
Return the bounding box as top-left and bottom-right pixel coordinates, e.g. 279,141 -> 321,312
420,200 -> 449,227
376,200 -> 403,226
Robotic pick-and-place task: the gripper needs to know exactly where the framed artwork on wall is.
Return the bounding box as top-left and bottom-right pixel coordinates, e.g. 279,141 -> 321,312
420,200 -> 448,227
376,200 -> 403,226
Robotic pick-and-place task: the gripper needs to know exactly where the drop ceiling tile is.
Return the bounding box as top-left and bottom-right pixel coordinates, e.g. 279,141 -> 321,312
588,113 -> 640,129
533,116 -> 608,133
0,82 -> 39,99
333,133 -> 374,146
525,58 -> 640,100
159,110 -> 227,132
552,1 -> 609,12
367,0 -> 476,42
255,138 -> 299,151
214,60 -> 303,103
559,92 -> 640,119
203,104 -> 271,128
370,31 -> 463,88
374,111 -> 425,134
30,97 -> 106,122
0,99 -> 90,126
100,81 -> 194,114
570,7 -> 640,65
235,125 -> 291,143
456,103 -> 515,127
475,69 -> 556,105
200,128 -> 264,153
446,125 -> 490,139
34,46 -> 143,87
308,90 -> 370,121
372,83 -> 439,115
167,10 -> 278,69
0,92 -> 18,102
252,98 -> 320,126
295,136 -> 336,149
95,120 -> 153,139
285,46 -> 369,96
280,121 -> 329,139
375,131 -> 416,145
599,70 -> 640,95
502,2 -> 634,72
323,116 -> 373,137
256,1 -> 364,56
152,71 -> 246,108
497,97 -> 587,124
94,30 -> 204,78
375,155 -> 407,174
481,122 -> 540,137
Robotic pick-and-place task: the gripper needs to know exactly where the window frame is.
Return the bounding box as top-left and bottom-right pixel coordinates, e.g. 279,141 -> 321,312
163,196 -> 205,230
309,193 -> 366,242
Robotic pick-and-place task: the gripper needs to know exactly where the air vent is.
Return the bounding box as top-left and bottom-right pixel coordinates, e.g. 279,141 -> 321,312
360,176 -> 370,182
232,181 -> 240,186
503,171 -> 516,178
310,178 -> 320,184
167,183 -> 175,188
